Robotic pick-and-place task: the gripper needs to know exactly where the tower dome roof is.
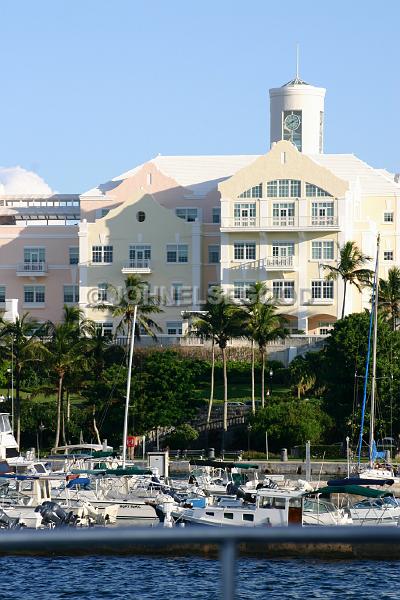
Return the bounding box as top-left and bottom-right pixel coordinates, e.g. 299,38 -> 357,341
282,76 -> 310,87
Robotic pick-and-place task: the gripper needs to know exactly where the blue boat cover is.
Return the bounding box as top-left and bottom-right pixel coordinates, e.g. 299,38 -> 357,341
66,477 -> 91,489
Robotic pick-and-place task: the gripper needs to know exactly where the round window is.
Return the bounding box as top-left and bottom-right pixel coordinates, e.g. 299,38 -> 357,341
136,211 -> 146,222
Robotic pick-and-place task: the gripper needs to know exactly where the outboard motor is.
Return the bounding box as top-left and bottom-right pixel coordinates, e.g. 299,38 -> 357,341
0,508 -> 24,529
35,501 -> 78,528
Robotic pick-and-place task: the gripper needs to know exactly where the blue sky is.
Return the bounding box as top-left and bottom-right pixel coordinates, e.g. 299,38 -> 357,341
0,0 -> 399,192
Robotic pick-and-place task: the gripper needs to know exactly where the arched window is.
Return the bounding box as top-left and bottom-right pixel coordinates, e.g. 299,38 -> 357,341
266,179 -> 301,198
239,184 -> 262,198
305,183 -> 332,197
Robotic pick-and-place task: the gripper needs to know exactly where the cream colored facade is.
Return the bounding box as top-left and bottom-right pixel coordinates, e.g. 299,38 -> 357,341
79,192 -> 201,335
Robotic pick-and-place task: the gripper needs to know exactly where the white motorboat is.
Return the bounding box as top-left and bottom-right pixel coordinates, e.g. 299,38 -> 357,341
155,487 -> 351,527
350,496 -> 400,526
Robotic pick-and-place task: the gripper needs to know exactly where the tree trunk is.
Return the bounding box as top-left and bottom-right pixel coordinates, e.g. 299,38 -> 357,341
206,339 -> 215,425
54,375 -> 63,449
341,280 -> 347,319
251,340 -> 255,415
61,389 -> 66,446
15,367 -> 21,448
93,405 -> 101,445
261,348 -> 265,409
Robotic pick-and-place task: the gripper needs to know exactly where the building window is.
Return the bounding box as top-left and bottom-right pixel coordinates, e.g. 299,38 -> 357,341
24,285 -> 45,304
239,184 -> 262,198
92,245 -> 113,263
136,211 -> 146,222
384,251 -> 394,261
212,207 -> 221,224
166,244 -> 188,263
283,110 -> 302,151
95,322 -> 113,338
0,286 -> 5,303
272,203 -> 295,226
129,245 -> 151,267
311,202 -> 334,225
101,208 -> 109,218
69,247 -> 79,265
306,183 -> 331,197
171,283 -> 183,304
234,242 -> 256,261
311,280 -> 334,300
63,285 -> 79,304
312,241 -> 334,260
97,283 -> 108,302
166,321 -> 183,335
234,203 -> 256,227
267,180 -> 301,198
384,212 -> 394,223
272,242 -> 294,258
175,208 -> 198,222
208,245 -> 220,264
24,247 -> 45,263
272,281 -> 295,300
233,281 -> 255,300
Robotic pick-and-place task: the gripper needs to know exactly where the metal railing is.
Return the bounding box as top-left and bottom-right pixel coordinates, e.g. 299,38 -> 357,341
0,526 -> 400,600
230,256 -> 294,271
16,262 -> 48,274
122,259 -> 151,271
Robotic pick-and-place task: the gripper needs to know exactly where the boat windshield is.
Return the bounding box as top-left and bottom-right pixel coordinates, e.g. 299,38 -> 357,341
303,499 -> 335,514
0,414 -> 11,433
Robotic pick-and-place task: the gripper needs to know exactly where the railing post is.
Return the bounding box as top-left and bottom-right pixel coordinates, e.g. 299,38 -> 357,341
220,539 -> 236,600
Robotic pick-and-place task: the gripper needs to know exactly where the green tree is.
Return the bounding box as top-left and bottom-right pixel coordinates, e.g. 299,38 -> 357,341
289,355 -> 316,399
188,288 -> 247,438
0,314 -> 46,446
96,274 -> 163,343
249,397 -> 332,451
378,266 -> 400,331
246,282 -> 287,411
322,241 -> 372,319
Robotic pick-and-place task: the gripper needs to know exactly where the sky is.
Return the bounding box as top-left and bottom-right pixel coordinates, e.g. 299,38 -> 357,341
0,0 -> 399,193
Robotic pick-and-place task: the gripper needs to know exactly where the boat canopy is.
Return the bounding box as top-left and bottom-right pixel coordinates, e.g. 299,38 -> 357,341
189,460 -> 258,470
311,485 -> 393,498
327,478 -> 394,487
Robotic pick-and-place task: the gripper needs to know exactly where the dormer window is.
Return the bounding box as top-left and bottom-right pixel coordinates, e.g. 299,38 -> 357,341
305,183 -> 332,197
267,180 -> 300,197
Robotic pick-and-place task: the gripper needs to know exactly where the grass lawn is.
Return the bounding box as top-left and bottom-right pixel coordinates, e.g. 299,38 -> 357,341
194,381 -> 291,404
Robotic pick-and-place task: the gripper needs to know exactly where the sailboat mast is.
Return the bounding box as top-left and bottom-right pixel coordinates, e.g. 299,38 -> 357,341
122,304 -> 138,469
369,234 -> 380,467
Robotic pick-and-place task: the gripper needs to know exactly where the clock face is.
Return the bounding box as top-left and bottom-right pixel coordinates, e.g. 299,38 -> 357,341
284,113 -> 301,131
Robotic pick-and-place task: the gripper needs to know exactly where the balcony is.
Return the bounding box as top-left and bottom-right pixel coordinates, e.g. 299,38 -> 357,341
16,262 -> 48,276
121,259 -> 152,274
221,216 -> 339,231
230,256 -> 295,272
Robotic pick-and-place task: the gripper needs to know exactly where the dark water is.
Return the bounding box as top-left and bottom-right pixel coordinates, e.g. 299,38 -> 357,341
0,556 -> 399,599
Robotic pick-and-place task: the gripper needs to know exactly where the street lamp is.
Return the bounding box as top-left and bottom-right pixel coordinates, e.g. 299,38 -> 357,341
247,424 -> 252,452
269,369 -> 273,396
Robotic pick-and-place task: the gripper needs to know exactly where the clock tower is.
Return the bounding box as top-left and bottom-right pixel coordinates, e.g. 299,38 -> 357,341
269,75 -> 326,154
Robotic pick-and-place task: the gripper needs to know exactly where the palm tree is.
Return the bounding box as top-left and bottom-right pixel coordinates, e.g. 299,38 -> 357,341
322,241 -> 372,319
0,314 -> 46,446
378,266 -> 400,331
246,282 -> 287,410
189,288 -> 247,441
96,274 -> 163,344
45,320 -> 87,449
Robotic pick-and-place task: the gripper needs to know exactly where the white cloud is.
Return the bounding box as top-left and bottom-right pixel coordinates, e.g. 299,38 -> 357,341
0,166 -> 53,195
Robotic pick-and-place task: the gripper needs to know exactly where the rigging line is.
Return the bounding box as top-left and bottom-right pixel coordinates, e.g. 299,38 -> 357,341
357,243 -> 379,466
97,348 -> 128,432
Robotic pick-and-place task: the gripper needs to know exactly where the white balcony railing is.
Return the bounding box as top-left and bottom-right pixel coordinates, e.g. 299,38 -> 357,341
230,256 -> 295,271
121,259 -> 152,274
222,216 -> 339,229
16,262 -> 48,275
